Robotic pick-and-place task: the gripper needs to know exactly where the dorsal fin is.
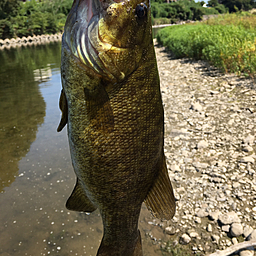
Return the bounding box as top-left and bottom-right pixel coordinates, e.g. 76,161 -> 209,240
66,178 -> 97,213
144,154 -> 176,220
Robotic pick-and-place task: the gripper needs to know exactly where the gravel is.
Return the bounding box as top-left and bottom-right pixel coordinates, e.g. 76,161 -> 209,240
153,40 -> 256,255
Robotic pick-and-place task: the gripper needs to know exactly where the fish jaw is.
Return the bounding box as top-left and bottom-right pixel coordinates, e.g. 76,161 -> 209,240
63,0 -> 152,82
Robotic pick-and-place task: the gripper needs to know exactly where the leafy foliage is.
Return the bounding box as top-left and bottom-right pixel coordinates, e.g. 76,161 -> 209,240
220,0 -> 256,12
151,0 -> 227,25
0,0 -> 73,39
157,13 -> 256,76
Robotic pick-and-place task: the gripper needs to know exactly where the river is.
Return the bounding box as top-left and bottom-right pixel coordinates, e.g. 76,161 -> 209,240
0,41 -> 170,256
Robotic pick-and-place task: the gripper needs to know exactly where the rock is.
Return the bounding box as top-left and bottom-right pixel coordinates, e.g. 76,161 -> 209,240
187,230 -> 200,239
240,156 -> 255,164
193,162 -> 209,170
222,225 -> 230,233
243,135 -> 255,145
165,226 -> 176,235
244,226 -> 254,238
232,237 -> 238,244
194,217 -> 201,224
247,229 -> 256,241
179,234 -> 191,244
232,182 -> 240,188
230,223 -> 243,237
240,250 -> 255,256
196,208 -> 209,218
209,210 -> 221,221
170,164 -> 181,172
207,224 -> 213,232
218,211 -> 241,225
190,102 -> 203,112
196,140 -> 208,149
212,235 -> 220,244
242,146 -> 254,152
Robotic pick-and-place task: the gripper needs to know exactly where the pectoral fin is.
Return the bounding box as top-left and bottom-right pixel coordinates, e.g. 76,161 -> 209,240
84,83 -> 114,133
57,89 -> 68,132
66,179 -> 97,212
144,154 -> 176,220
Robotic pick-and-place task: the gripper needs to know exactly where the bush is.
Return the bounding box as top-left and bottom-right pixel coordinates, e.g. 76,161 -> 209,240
157,18 -> 256,76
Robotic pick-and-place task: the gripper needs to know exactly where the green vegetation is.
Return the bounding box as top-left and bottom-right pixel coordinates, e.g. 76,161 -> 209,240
220,0 -> 256,13
1,0 -> 256,39
0,0 -> 73,39
151,0 -> 228,25
157,12 -> 256,76
161,241 -> 197,256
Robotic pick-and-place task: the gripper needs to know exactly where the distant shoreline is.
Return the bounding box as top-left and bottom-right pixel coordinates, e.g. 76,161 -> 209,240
0,24 -> 182,50
0,33 -> 63,50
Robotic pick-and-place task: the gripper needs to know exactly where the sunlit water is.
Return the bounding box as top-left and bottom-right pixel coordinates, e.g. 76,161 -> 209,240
0,42 -> 168,256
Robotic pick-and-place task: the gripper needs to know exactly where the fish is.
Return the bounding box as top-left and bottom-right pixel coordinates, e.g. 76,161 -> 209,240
57,0 -> 176,255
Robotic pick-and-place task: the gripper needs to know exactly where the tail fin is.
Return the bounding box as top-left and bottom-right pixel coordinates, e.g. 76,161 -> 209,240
96,230 -> 142,256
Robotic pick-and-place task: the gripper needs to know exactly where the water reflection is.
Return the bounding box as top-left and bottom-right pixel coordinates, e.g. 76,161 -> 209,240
0,45 -> 54,191
0,42 -> 167,256
34,64 -> 52,82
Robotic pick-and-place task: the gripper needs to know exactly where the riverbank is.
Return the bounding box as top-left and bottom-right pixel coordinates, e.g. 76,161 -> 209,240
0,23 -> 183,50
0,33 -> 62,50
152,40 -> 256,255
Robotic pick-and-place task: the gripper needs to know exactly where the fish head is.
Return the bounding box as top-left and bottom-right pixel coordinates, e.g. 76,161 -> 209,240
63,0 -> 153,82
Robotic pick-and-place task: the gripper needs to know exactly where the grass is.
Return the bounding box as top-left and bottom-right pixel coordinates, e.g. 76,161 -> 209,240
161,241 -> 201,256
156,12 -> 256,77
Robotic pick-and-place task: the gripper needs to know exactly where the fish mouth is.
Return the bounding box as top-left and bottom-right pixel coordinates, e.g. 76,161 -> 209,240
64,0 -> 128,81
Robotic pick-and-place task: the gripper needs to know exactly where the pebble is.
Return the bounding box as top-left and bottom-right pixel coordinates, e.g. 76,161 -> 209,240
212,235 -> 220,244
243,135 -> 255,145
240,250 -> 255,256
196,140 -> 208,149
209,210 -> 221,221
165,226 -> 176,235
230,223 -> 243,237
196,208 -> 209,218
179,234 -> 191,244
243,226 -> 254,238
240,156 -> 255,164
207,224 -> 213,232
231,237 -> 238,244
247,230 -> 256,241
222,225 -> 230,233
218,212 -> 241,225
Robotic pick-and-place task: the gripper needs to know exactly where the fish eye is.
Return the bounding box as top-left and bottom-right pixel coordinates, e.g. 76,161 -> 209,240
135,3 -> 147,18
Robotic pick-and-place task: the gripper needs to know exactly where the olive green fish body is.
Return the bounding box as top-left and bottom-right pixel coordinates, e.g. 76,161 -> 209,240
58,0 -> 176,254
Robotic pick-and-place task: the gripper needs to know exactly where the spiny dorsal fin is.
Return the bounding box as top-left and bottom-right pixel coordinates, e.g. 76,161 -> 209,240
144,154 -> 176,220
57,89 -> 68,132
66,179 -> 97,213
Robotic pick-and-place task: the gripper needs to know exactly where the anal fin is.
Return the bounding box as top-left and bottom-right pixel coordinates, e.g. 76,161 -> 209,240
66,178 -> 97,213
144,154 -> 176,220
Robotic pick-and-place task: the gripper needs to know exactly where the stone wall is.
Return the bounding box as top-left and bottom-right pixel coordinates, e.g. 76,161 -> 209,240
0,33 -> 63,50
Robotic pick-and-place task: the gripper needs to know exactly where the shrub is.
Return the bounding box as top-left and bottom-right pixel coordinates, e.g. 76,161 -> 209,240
157,19 -> 256,76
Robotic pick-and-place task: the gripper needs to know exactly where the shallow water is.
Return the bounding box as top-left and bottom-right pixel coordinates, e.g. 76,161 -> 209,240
0,42 -> 168,256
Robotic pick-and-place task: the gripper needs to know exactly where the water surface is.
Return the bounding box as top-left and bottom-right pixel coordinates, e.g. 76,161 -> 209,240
0,42 -> 168,256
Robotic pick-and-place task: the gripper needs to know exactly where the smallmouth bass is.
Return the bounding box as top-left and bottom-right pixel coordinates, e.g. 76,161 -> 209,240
57,0 -> 176,255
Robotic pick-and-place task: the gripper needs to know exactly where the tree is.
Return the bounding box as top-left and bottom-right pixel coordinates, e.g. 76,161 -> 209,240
208,0 -> 219,7
221,0 -> 256,12
0,0 -> 21,20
